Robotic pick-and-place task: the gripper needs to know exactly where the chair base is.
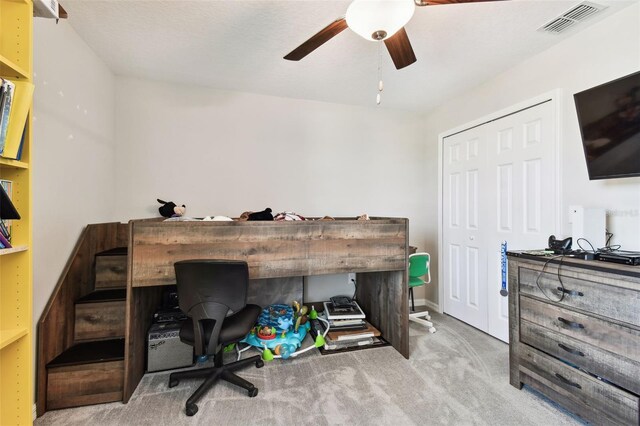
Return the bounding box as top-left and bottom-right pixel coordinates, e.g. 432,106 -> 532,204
169,353 -> 264,416
409,287 -> 436,333
409,310 -> 436,333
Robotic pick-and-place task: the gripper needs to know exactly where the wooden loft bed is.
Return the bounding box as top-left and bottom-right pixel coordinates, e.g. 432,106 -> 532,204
123,217 -> 410,401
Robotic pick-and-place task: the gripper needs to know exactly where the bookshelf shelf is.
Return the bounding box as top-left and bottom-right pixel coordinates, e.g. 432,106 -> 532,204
0,245 -> 28,255
0,0 -> 33,423
0,328 -> 28,350
0,53 -> 29,79
0,157 -> 29,169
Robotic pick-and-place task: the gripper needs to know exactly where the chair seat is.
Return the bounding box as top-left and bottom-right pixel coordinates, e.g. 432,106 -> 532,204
180,304 -> 261,347
409,277 -> 426,288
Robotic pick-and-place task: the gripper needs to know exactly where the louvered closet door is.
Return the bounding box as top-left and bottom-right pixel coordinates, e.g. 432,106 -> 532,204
443,100 -> 557,341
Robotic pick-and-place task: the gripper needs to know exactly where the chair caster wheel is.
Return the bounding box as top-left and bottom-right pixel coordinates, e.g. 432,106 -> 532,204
248,387 -> 258,397
256,359 -> 264,368
169,379 -> 179,388
428,327 -> 436,334
186,403 -> 198,416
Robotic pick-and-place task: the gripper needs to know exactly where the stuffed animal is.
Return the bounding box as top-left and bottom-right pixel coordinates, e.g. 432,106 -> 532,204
157,199 -> 186,218
248,207 -> 273,221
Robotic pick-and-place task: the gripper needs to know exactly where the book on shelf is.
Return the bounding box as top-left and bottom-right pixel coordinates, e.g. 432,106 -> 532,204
0,231 -> 11,249
0,80 -> 34,159
0,220 -> 10,242
0,181 -> 20,221
323,300 -> 366,320
14,125 -> 26,161
0,78 -> 15,155
0,180 -> 13,241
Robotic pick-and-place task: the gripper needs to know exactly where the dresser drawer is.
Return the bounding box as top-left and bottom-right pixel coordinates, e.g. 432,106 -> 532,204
520,296 -> 640,362
519,344 -> 640,426
520,318 -> 640,395
519,266 -> 640,327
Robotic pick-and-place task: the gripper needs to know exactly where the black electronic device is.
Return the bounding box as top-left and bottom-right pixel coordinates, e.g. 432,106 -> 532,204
330,295 -> 355,309
569,251 -> 598,261
574,70 -> 640,180
161,285 -> 179,309
153,306 -> 187,323
597,250 -> 640,266
547,235 -> 572,254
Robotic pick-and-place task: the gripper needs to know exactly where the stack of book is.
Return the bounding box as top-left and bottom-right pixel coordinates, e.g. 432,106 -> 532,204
315,300 -> 382,351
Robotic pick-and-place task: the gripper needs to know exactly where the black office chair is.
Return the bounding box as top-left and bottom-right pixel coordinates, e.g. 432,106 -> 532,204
168,260 -> 264,416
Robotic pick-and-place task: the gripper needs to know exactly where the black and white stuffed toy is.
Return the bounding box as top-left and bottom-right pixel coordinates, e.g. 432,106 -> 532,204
157,199 -> 186,218
248,207 -> 273,221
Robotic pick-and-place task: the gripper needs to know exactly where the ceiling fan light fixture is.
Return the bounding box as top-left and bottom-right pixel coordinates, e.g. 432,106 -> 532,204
345,0 -> 415,41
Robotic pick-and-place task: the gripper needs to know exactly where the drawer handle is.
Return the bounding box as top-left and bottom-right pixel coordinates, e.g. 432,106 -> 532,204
558,343 -> 585,357
557,317 -> 585,329
556,286 -> 584,297
555,373 -> 582,389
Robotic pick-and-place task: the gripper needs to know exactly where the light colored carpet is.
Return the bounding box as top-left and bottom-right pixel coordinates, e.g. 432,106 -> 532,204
35,312 -> 584,425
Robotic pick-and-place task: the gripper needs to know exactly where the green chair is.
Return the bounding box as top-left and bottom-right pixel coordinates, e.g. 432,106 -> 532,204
408,252 -> 436,333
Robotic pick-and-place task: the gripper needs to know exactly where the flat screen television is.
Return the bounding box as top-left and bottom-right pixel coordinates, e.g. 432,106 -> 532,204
574,70 -> 640,180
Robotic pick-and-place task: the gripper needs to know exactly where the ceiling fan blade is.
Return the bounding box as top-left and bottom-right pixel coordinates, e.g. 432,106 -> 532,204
384,28 -> 417,70
284,18 -> 348,61
416,0 -> 506,6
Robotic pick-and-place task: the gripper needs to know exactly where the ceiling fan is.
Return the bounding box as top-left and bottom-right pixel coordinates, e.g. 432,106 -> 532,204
284,0 -> 505,70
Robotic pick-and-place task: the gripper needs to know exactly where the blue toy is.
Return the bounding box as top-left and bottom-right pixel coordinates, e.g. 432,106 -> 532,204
240,302 -> 326,361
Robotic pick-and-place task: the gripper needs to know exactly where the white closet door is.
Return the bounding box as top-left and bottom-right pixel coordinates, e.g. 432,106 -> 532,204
442,100 -> 557,341
442,126 -> 488,331
484,100 -> 556,342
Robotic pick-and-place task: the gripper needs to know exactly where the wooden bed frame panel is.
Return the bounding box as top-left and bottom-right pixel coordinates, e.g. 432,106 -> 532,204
129,219 -> 407,286
123,217 -> 409,402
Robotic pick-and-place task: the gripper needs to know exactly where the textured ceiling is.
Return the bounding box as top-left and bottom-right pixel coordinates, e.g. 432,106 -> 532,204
62,0 -> 635,112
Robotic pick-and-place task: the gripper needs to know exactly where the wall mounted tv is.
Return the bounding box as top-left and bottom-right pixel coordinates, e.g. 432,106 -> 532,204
574,70 -> 640,180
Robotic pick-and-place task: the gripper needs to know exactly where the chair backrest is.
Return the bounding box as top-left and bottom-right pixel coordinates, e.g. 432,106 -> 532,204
408,252 -> 431,284
174,260 -> 250,355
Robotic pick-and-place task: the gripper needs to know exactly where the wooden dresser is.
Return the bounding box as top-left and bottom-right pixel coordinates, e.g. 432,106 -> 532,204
507,252 -> 640,425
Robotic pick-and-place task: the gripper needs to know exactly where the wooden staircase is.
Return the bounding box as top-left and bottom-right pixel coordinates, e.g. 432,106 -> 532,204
37,224 -> 130,415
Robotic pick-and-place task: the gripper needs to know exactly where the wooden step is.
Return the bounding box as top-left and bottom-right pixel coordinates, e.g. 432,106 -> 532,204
94,247 -> 127,289
75,289 -> 126,341
46,338 -> 125,410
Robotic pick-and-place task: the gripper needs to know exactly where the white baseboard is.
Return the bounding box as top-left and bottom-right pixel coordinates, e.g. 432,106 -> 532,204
414,298 -> 442,314
33,403 -> 37,421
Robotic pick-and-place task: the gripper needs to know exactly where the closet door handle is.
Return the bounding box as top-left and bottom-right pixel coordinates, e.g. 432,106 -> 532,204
555,373 -> 582,389
557,287 -> 584,297
557,317 -> 585,329
558,343 -> 585,357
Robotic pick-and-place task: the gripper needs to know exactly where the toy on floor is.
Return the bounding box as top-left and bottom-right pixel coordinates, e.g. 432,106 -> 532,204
240,302 -> 328,361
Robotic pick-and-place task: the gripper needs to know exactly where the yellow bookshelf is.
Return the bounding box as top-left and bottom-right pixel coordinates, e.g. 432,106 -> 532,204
0,0 -> 34,424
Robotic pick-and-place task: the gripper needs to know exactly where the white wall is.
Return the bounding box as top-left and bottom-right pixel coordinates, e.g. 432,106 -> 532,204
32,20 -> 116,325
423,3 -> 640,306
114,77 -> 427,300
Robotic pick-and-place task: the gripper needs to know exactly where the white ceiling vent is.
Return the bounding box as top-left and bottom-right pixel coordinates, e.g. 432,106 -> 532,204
538,1 -> 607,34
